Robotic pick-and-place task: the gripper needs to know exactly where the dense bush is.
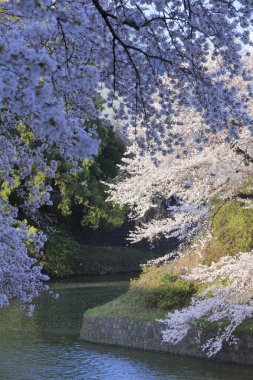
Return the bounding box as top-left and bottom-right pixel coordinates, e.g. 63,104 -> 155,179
136,273 -> 196,311
43,229 -> 77,278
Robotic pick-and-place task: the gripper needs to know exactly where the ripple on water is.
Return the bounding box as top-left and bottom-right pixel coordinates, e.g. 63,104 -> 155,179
0,275 -> 252,380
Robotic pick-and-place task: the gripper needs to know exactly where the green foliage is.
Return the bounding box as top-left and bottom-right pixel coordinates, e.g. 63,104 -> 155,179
43,228 -> 77,278
25,223 -> 39,257
204,199 -> 253,265
5,118 -> 126,279
51,122 -> 126,229
136,273 -> 196,310
235,318 -> 253,334
0,175 -> 20,202
10,120 -> 126,230
16,121 -> 34,145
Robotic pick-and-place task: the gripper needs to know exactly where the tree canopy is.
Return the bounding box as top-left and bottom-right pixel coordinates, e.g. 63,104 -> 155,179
1,0 -> 253,313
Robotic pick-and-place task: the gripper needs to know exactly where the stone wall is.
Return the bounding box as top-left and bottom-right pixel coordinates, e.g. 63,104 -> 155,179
80,315 -> 253,365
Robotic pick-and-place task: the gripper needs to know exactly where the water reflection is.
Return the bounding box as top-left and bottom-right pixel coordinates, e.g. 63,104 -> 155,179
0,274 -> 252,380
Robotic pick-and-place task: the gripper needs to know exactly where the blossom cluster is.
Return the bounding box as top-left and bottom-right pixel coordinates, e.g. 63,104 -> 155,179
109,127 -> 253,243
161,251 -> 253,356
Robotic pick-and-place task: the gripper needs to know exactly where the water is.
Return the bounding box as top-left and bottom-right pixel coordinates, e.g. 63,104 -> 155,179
0,274 -> 252,380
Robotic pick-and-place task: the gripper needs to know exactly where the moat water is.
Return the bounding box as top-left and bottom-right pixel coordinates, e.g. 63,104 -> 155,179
0,274 -> 252,379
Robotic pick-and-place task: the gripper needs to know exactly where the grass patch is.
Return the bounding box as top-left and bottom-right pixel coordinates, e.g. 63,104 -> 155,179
85,265 -> 197,321
85,291 -> 166,321
235,319 -> 253,334
204,199 -> 253,265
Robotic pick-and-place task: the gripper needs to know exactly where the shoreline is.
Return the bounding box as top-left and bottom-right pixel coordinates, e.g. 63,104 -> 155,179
80,315 -> 253,366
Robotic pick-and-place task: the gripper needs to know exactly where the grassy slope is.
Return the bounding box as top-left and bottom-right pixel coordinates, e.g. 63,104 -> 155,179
84,197 -> 253,333
85,292 -> 166,321
84,258 -> 197,321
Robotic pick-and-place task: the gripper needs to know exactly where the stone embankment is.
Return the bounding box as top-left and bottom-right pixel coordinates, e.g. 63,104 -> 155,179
81,315 -> 253,365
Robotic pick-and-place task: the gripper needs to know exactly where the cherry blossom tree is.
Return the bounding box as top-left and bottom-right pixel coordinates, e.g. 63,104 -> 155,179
110,125 -> 253,356
109,121 -> 253,244
1,0 -> 253,309
161,251 -> 253,357
109,60 -> 253,355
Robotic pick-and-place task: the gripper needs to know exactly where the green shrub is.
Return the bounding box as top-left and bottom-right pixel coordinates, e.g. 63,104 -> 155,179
204,199 -> 253,265
43,228 -> 77,278
137,273 -> 196,311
